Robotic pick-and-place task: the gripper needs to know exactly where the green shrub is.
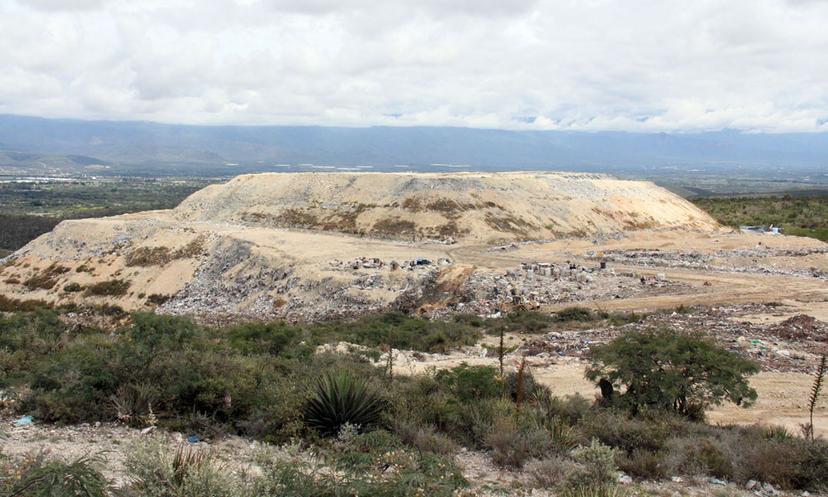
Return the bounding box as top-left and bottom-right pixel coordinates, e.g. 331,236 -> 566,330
586,328 -> 759,418
534,390 -> 592,426
434,363 -> 502,402
225,321 -> 304,357
310,311 -> 481,353
303,372 -> 386,436
84,279 -> 130,297
555,307 -> 594,322
62,282 -> 83,292
566,439 -> 619,490
578,410 -> 671,454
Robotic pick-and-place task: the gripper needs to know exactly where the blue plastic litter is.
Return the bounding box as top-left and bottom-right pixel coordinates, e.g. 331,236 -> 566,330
14,415 -> 34,426
187,434 -> 201,444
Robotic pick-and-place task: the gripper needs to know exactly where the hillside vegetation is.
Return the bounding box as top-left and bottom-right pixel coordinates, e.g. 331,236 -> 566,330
0,308 -> 826,496
693,195 -> 828,242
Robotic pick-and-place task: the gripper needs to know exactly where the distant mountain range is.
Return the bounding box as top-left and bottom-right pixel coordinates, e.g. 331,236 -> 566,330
0,114 -> 826,179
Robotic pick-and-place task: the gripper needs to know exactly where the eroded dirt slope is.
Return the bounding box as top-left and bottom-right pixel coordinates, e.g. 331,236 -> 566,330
172,172 -> 720,242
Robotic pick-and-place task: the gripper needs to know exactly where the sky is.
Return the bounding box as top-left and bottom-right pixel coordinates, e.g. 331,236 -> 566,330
1,0 -> 827,132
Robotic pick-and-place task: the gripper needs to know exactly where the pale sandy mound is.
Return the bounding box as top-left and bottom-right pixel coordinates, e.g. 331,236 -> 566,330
0,172 -> 725,320
172,172 -> 720,243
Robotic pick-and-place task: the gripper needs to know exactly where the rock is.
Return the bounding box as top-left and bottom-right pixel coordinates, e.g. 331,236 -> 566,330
671,476 -> 683,483
140,426 -> 156,435
708,477 -> 727,485
617,473 -> 632,484
745,480 -> 759,490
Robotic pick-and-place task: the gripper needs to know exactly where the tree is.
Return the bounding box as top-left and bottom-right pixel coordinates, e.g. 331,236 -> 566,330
585,329 -> 759,419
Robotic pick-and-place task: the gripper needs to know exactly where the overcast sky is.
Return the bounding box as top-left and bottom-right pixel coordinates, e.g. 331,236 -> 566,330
1,0 -> 827,132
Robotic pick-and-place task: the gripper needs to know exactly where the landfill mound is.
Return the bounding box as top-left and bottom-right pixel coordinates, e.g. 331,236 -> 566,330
172,172 -> 719,242
0,172 -> 723,321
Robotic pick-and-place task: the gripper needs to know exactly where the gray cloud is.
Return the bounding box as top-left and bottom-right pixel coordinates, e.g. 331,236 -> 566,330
0,0 -> 826,131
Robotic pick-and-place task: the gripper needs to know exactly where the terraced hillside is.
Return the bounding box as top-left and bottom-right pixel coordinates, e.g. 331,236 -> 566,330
0,172 -> 724,321
173,172 -> 719,242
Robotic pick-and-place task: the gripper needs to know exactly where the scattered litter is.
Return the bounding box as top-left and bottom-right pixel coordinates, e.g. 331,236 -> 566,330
13,415 -> 34,426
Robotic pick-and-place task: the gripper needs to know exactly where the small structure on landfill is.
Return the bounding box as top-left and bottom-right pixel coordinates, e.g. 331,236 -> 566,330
739,225 -> 783,235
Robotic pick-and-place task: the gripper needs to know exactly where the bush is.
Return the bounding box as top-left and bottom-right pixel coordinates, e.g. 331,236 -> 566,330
485,416 -> 551,468
123,440 -> 245,497
662,436 -> 733,479
578,410 -> 671,454
8,454 -> 108,497
566,439 -> 619,490
311,311 -> 481,353
534,390 -> 592,426
303,372 -> 386,436
434,363 -> 502,402
586,328 -> 759,418
527,456 -> 580,489
84,279 -> 131,297
394,420 -> 458,455
555,307 -> 595,322
23,263 -> 69,290
63,282 -> 83,292
617,448 -> 669,479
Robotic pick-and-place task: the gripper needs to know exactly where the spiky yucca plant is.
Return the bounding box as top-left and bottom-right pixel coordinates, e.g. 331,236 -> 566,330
303,372 -> 385,436
10,455 -> 108,497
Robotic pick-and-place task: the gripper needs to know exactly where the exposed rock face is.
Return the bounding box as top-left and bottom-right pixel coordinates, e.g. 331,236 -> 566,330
0,172 -> 722,321
172,172 -> 720,242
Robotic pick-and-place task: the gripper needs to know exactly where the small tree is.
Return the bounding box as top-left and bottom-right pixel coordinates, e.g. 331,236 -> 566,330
586,329 -> 759,419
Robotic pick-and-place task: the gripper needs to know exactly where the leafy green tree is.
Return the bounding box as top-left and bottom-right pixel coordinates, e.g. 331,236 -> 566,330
586,329 -> 759,419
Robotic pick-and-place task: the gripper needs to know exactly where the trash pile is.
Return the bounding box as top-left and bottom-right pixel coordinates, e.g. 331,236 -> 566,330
445,261 -> 684,316
592,246 -> 828,279
328,256 -> 452,271
516,304 -> 827,373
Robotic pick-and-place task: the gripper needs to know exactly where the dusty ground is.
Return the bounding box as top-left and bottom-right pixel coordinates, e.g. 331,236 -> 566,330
3,419 -> 816,497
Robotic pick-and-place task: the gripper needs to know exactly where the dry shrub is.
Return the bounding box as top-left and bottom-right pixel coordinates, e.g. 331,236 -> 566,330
527,456 -> 579,489
485,416 -> 551,469
662,436 -> 733,479
172,236 -> 205,259
395,420 -> 458,456
0,294 -> 50,311
84,279 -> 130,297
23,263 -> 69,290
617,448 -> 669,479
146,294 -> 171,305
125,238 -> 204,267
125,246 -> 171,266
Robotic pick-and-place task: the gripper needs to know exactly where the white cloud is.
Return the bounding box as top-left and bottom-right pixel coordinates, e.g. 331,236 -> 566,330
0,0 -> 826,131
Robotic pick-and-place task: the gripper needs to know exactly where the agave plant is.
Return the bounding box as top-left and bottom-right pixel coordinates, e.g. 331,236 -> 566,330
10,455 -> 108,497
303,372 -> 385,436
